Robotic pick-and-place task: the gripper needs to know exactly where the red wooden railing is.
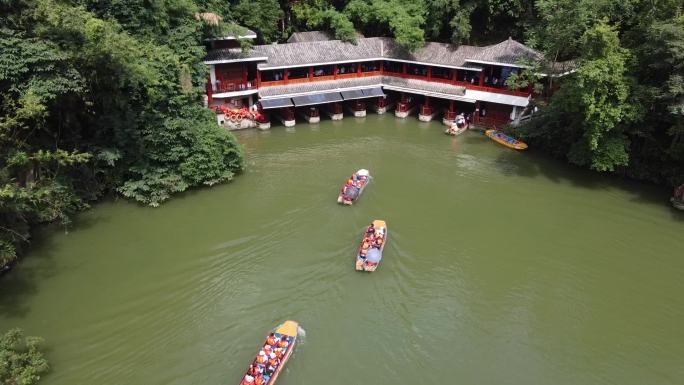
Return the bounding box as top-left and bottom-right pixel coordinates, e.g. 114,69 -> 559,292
214,80 -> 256,93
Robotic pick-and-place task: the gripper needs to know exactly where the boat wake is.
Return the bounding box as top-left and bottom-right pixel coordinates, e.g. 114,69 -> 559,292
297,325 -> 306,345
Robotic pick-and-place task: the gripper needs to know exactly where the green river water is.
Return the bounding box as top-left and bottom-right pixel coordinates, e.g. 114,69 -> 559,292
1,115 -> 683,385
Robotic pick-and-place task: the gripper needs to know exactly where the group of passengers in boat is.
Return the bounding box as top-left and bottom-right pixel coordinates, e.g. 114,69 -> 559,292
340,172 -> 368,202
492,130 -> 519,144
240,333 -> 293,385
446,113 -> 470,134
358,223 -> 385,267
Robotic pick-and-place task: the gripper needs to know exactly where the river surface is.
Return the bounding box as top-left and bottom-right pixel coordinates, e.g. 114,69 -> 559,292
1,115 -> 683,385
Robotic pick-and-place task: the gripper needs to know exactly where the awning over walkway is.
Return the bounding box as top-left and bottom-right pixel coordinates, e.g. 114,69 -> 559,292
464,90 -> 530,107
382,84 -> 475,103
260,97 -> 293,109
341,89 -> 367,100
363,87 -> 385,97
292,92 -> 343,106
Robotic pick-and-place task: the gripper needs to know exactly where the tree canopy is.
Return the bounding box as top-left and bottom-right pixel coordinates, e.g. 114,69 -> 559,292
0,328 -> 48,385
1,0 -> 244,268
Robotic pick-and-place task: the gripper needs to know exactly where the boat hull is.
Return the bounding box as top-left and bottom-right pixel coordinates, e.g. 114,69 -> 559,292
671,197 -> 684,211
356,220 -> 388,272
337,170 -> 371,205
485,129 -> 528,150
445,124 -> 468,136
239,321 -> 298,385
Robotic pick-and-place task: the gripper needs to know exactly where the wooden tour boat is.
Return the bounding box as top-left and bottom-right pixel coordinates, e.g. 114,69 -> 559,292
445,115 -> 468,136
356,220 -> 388,272
337,169 -> 371,205
238,320 -> 298,385
485,129 -> 528,150
445,122 -> 468,136
671,197 -> 684,211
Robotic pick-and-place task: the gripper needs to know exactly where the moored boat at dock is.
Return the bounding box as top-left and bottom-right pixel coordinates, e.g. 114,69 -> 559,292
485,129 -> 528,150
356,220 -> 388,272
445,114 -> 468,136
238,320 -> 298,385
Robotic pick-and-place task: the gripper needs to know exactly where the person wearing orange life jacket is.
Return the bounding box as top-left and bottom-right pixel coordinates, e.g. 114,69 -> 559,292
278,337 -> 289,349
268,355 -> 280,367
266,333 -> 277,346
242,374 -> 255,384
255,374 -> 265,385
256,351 -> 267,364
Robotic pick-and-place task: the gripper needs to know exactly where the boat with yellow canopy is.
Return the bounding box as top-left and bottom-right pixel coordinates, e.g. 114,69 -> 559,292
485,129 -> 528,150
238,320 -> 298,385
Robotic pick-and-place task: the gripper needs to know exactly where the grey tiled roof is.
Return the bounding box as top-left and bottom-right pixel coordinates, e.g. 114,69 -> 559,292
253,39 -> 382,68
287,31 -> 365,43
258,75 -> 465,98
205,48 -> 255,62
467,38 -> 543,64
206,36 -> 548,69
287,31 -> 333,43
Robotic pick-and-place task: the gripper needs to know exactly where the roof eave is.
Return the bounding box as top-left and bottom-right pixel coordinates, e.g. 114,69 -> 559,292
204,56 -> 269,65
465,59 -> 533,69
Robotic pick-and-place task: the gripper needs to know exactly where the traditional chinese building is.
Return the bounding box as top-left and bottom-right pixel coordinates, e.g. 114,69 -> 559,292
204,30 -> 558,129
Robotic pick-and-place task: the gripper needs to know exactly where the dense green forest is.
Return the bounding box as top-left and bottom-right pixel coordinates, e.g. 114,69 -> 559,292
1,0 -> 683,271
0,0 -> 246,268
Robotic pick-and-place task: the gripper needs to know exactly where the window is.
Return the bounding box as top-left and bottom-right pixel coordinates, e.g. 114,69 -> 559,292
383,61 -> 403,73
286,67 -> 309,79
407,64 -> 427,77
313,65 -> 333,77
361,61 -> 380,72
261,70 -> 284,82
458,70 -> 479,83
337,63 -> 357,74
431,67 -> 451,80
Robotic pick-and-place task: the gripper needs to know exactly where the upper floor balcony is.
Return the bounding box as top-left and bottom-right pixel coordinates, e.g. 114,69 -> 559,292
256,61 -> 532,99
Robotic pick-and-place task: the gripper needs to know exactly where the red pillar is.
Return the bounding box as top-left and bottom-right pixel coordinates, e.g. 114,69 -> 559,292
333,64 -> 338,79
427,67 -> 432,81
284,69 -> 289,82
379,61 -> 384,73
256,70 -> 261,88
479,71 -> 484,86
422,95 -> 432,115
452,69 -> 458,83
309,66 -> 314,81
357,63 -> 362,76
206,76 -> 213,106
402,63 -> 408,77
474,101 -> 480,124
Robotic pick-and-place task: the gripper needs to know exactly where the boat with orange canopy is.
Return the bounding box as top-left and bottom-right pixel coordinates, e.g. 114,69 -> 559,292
238,320 -> 298,385
355,220 -> 388,272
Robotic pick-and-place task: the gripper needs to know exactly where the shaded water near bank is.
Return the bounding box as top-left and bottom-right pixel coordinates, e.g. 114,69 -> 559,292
1,115 -> 683,385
